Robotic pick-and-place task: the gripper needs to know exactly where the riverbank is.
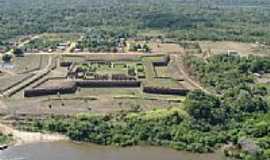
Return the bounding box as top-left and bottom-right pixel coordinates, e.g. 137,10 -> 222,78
0,123 -> 68,146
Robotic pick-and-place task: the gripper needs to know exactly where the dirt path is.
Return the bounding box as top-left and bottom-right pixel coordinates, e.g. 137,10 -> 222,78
17,35 -> 40,48
172,54 -> 211,94
3,35 -> 40,55
0,123 -> 68,146
65,42 -> 77,53
0,69 -> 16,76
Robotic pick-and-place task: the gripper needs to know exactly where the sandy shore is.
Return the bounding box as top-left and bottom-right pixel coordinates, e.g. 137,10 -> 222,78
0,123 -> 68,146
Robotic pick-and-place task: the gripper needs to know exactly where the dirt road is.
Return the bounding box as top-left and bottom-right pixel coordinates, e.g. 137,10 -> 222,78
172,54 -> 211,94
3,35 -> 40,55
17,35 -> 40,48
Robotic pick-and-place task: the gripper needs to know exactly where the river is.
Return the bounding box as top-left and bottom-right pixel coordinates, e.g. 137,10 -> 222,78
0,141 -> 229,160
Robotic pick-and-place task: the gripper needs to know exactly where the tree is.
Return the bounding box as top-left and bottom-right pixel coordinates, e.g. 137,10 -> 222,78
184,90 -> 226,125
128,66 -> 136,76
236,90 -> 268,113
129,42 -> 138,52
2,54 -> 12,63
143,44 -> 150,52
13,48 -> 24,57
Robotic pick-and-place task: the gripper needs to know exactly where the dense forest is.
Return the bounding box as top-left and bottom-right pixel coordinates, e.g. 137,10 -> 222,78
1,0 -> 270,43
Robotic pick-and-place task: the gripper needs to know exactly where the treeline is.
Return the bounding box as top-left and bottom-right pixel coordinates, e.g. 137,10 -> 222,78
21,108 -> 228,153
1,0 -> 270,43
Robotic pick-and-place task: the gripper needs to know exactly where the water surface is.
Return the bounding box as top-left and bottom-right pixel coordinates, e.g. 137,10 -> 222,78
0,141 -> 228,160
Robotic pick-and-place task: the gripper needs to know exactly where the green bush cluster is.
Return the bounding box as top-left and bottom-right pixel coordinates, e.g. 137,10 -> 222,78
21,108 -> 227,153
129,43 -> 150,52
0,133 -> 12,144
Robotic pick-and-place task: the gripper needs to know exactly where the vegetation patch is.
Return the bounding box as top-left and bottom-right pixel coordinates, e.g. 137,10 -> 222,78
19,106 -> 225,153
0,133 -> 12,145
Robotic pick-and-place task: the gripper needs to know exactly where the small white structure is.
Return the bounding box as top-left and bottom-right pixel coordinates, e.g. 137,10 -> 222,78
227,50 -> 239,56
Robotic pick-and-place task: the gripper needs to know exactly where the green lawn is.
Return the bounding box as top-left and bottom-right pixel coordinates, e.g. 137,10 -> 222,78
143,78 -> 182,88
155,66 -> 170,77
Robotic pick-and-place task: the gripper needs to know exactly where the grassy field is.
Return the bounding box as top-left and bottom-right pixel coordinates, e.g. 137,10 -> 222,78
97,63 -> 129,75
141,55 -> 185,89
143,78 -> 182,88
142,56 -> 159,79
199,41 -> 270,57
13,55 -> 49,73
0,73 -> 33,93
149,42 -> 183,54
4,86 -> 182,115
61,54 -> 142,63
77,61 -> 140,77
154,66 -> 170,77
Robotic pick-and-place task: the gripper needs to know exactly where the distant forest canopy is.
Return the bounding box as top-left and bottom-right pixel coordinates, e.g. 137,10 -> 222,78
0,0 -> 270,43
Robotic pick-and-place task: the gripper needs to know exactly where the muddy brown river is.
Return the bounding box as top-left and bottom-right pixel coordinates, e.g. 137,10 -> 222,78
0,141 -> 229,160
